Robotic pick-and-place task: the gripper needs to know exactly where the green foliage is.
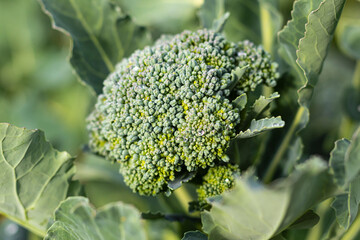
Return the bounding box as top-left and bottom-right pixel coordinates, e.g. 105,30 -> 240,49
1,0 -> 360,239
201,158 -> 337,240
40,0 -> 152,94
330,128 -> 360,230
0,123 -> 76,237
236,117 -> 285,138
0,0 -> 91,155
45,197 -> 146,240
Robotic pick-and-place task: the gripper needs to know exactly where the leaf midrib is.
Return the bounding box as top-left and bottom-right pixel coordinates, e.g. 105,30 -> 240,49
68,0 -> 115,73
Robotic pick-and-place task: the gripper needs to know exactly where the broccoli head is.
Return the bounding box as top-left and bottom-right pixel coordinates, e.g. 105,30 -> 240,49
87,29 -> 278,196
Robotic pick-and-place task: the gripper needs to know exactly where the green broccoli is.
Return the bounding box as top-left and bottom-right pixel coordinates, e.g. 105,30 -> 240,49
87,29 -> 278,196
197,164 -> 239,202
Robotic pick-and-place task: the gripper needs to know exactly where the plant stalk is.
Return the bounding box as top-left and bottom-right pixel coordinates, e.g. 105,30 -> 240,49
305,199 -> 332,240
173,187 -> 194,213
260,1 -> 274,54
263,106 -> 305,183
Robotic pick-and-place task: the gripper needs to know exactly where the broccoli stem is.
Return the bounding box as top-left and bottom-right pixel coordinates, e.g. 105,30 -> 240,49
173,187 -> 194,213
304,198 -> 332,240
260,1 -> 275,54
263,106 -> 306,183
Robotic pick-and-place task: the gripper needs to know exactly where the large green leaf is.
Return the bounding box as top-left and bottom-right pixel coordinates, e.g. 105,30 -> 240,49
296,0 -> 346,106
273,0 -> 346,181
279,0 -> 346,109
278,0 -> 323,83
202,158 -> 337,240
0,123 -> 76,237
345,127 -> 360,183
45,197 -> 146,240
39,0 -> 152,94
331,176 -> 360,230
279,0 -> 346,105
330,128 -> 360,230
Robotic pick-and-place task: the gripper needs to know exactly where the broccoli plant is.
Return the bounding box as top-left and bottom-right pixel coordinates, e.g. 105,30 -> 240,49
87,28 -> 280,197
0,0 -> 360,240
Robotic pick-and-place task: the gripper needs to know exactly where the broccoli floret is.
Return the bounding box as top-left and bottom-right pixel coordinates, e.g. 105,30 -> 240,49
197,164 -> 239,202
87,29 -> 278,196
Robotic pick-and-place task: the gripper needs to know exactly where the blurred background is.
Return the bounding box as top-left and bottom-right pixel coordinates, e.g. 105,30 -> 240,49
0,0 -> 93,155
0,0 -> 359,239
0,0 -> 93,238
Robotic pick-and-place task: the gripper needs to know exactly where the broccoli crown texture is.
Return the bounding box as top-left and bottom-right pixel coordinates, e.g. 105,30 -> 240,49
87,29 -> 278,196
197,164 -> 239,201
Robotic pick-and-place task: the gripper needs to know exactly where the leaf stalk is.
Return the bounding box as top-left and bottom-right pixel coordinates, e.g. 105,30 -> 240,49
263,106 -> 305,183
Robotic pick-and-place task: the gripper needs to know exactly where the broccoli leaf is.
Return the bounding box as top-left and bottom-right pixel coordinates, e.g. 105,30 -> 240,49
39,0 -> 152,94
278,0 -> 346,127
330,128 -> 360,230
232,93 -> 247,112
274,0 -> 347,179
344,127 -> 360,183
247,92 -> 280,120
201,158 -> 338,240
296,0 -> 346,107
278,0 -> 323,83
331,178 -> 360,230
226,66 -> 248,90
0,123 -> 76,237
329,139 -> 351,187
278,0 -> 346,111
44,197 -> 146,240
236,117 -> 285,139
